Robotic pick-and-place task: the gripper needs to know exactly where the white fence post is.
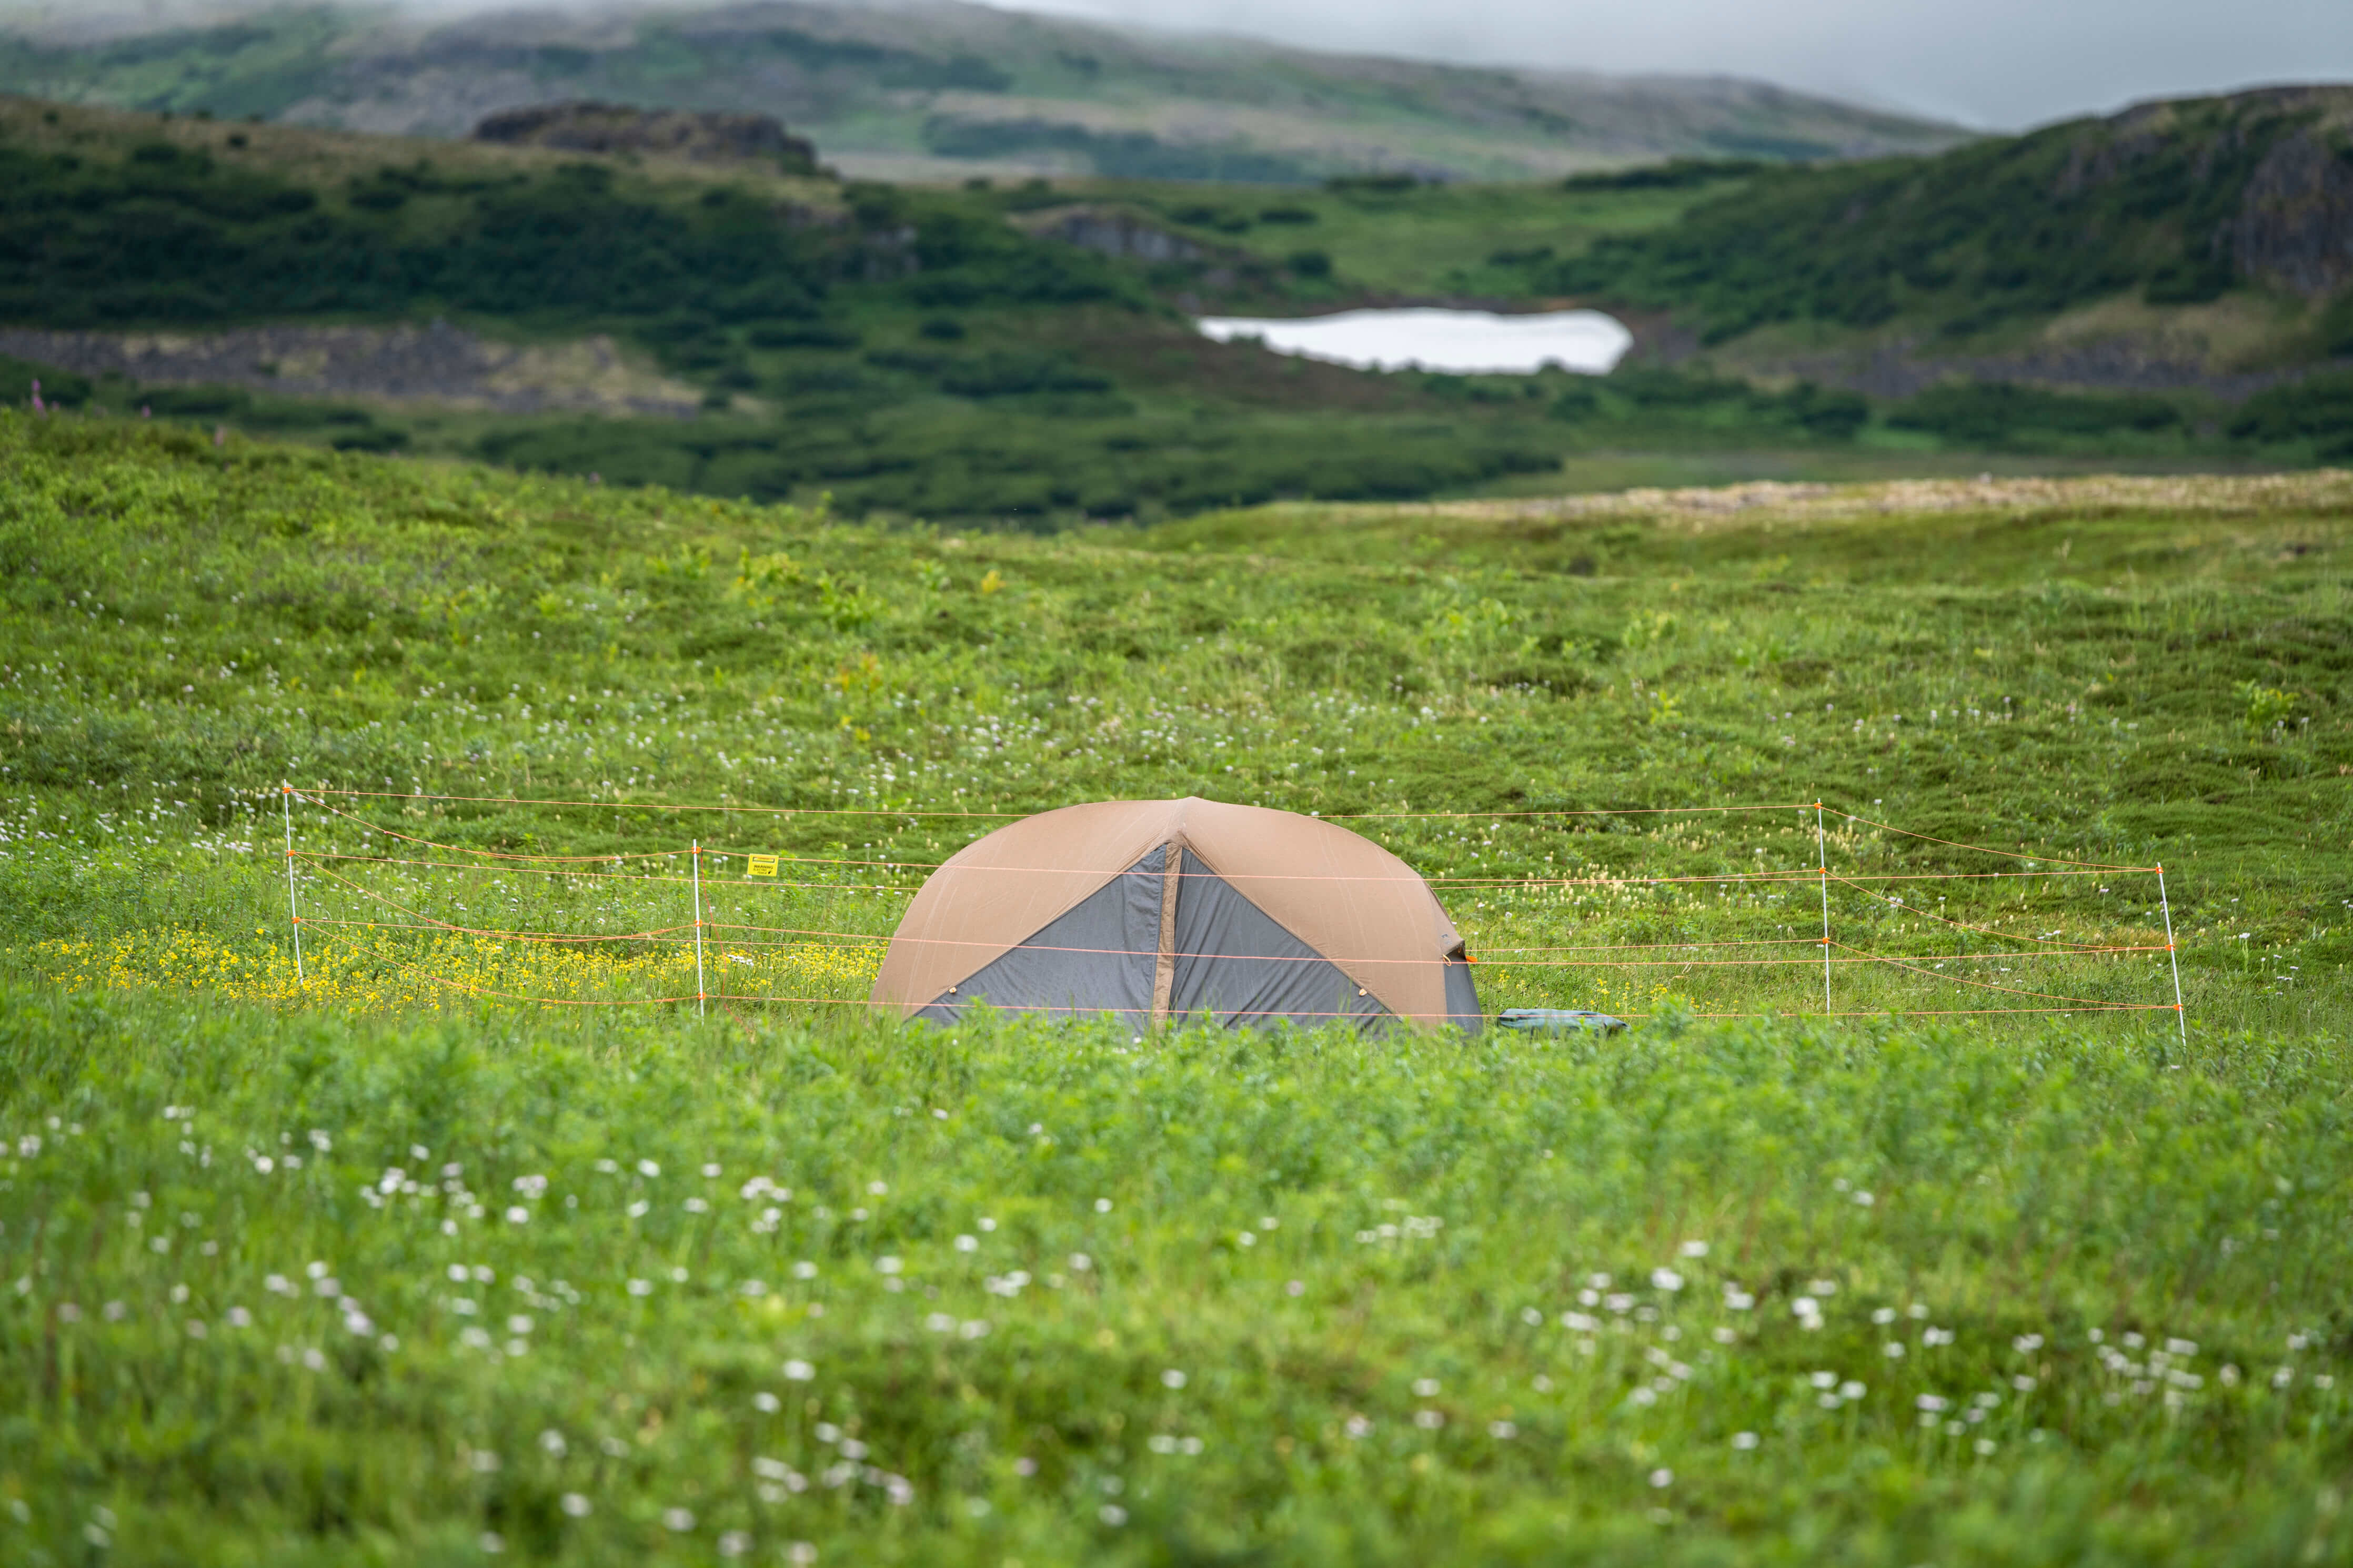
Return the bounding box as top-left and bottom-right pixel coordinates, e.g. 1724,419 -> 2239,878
281,783 -> 305,990
2157,862 -> 2186,1042
692,839 -> 708,1019
1814,801 -> 1832,1016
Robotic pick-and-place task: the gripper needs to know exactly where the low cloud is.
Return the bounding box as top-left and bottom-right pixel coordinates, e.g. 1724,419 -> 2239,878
1002,0 -> 2353,130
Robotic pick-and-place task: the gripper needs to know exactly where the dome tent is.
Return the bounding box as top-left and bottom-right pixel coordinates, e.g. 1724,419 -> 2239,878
870,797 -> 1482,1033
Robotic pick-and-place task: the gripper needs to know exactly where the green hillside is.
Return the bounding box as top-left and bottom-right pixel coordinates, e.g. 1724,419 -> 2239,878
0,96 -> 1574,515
7,92 -> 2353,520
1006,164 -> 1763,300
3,417 -> 2352,1563
0,0 -> 1966,182
1537,86 -> 2353,371
2,413 -> 2346,1014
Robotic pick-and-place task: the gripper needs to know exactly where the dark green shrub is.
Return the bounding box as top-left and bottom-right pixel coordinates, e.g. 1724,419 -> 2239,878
1889,381 -> 2183,445
1783,382 -> 1869,438
1324,172 -> 1416,194
0,354 -> 91,407
1549,384 -> 1600,420
2227,371 -> 2353,456
748,322 -> 860,349
934,351 -> 1110,398
142,385 -> 252,417
1608,366 -> 1754,407
1560,157 -> 1765,192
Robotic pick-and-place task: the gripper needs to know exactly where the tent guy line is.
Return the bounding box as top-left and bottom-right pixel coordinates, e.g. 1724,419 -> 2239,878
289,784 -> 1820,823
294,917 -> 2163,968
291,846 -> 2140,891
298,793 -> 2158,876
275,787 -> 2185,1031
303,920 -> 2171,1020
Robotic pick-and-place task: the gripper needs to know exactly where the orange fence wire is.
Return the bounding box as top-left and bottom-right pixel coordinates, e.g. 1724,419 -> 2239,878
273,785 -> 2186,1027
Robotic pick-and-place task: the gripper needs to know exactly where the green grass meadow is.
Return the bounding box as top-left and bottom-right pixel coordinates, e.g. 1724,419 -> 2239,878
3,413 -> 2352,1563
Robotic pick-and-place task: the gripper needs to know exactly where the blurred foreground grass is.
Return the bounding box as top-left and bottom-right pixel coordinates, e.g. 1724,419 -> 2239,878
5,986 -> 2352,1566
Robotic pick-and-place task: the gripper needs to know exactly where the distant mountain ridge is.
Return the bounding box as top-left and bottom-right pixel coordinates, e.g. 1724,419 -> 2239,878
0,0 -> 1968,181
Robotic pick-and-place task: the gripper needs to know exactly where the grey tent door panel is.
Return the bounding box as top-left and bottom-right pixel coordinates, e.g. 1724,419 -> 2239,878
1166,851 -> 1390,1031
1441,954 -> 1484,1035
915,846 -> 1165,1026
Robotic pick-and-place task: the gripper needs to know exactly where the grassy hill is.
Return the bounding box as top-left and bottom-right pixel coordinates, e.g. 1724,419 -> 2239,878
0,95 -> 1585,515
2,412 -> 2345,1015
3,416 -> 2351,1563
0,0 -> 1967,183
5,92 -> 2352,521
1536,86 -> 2353,387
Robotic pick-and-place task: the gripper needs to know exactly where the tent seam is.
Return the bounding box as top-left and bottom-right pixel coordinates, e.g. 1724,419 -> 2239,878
1151,837 -> 1183,1023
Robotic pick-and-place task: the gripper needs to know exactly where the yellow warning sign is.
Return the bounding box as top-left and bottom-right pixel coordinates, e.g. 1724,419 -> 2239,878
747,854 -> 779,878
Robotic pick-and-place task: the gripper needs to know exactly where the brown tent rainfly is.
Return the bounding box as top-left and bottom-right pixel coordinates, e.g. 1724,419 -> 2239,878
870,797 -> 1482,1032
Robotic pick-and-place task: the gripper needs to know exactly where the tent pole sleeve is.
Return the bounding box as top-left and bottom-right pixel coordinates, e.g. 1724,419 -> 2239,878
1151,844 -> 1181,1024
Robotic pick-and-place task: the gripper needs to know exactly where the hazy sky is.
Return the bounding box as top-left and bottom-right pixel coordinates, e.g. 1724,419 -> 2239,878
1002,0 -> 2353,130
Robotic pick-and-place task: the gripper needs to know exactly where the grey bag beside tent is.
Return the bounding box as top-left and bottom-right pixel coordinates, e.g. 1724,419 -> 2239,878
870,797 -> 1482,1033
1497,1008 -> 1627,1035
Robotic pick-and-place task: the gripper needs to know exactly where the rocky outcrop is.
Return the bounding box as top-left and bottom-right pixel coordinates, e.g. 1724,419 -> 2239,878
2232,129 -> 2353,299
1019,207 -> 1209,264
2045,87 -> 2353,302
2050,111 -> 2171,199
1715,337 -> 2340,403
0,322 -> 703,416
473,100 -> 820,172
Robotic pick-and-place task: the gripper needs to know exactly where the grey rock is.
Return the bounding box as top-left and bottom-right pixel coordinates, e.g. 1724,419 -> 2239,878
473,100 -> 819,172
